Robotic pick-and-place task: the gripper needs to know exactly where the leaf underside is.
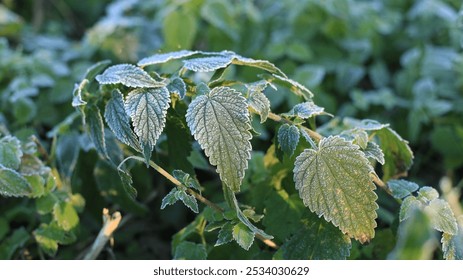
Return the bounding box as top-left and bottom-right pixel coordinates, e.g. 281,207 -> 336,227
293,136 -> 378,243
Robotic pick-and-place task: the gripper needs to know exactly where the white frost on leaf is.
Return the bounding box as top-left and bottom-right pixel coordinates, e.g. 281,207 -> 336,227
96,64 -> 166,88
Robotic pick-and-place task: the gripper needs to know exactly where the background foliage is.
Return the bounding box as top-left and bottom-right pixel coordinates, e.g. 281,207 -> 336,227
0,0 -> 462,259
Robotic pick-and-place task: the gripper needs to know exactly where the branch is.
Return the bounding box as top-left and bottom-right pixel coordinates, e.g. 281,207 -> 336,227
83,208 -> 122,260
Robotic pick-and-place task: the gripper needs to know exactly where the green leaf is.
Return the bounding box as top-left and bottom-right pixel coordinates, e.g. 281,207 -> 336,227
425,199 -> 457,235
345,118 -> 389,131
363,141 -> 385,165
83,60 -> 112,81
340,129 -> 369,149
163,10 -> 197,50
138,50 -> 198,67
183,55 -> 234,72
283,101 -> 327,119
388,180 -> 419,199
125,87 -> 170,164
172,170 -> 200,191
232,55 -> 286,76
160,189 -> 179,210
34,223 -> 77,257
53,201 -> 79,231
85,106 -> 109,159
186,86 -> 252,192
232,222 -> 255,250
0,136 -> 22,170
0,165 -> 32,197
104,90 -> 141,152
200,0 -> 238,40
173,241 -> 207,260
117,168 -> 137,200
167,77 -> 187,99
0,228 -> 29,259
275,213 -> 351,260
399,196 -> 421,221
196,82 -> 211,95
442,216 -> 463,260
24,174 -> 45,198
265,74 -> 314,100
247,86 -> 270,123
19,154 -> 50,176
376,127 -> 414,181
176,190 -> 199,213
277,124 -> 300,157
36,193 -> 58,215
418,186 -> 439,201
96,64 -> 166,88
293,136 -> 378,243
71,80 -> 88,107
215,222 -> 234,246
34,232 -> 58,257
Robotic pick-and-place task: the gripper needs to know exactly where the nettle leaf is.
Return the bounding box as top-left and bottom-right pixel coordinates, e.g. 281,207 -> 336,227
117,169 -> 137,200
442,216 -> 463,260
283,101 -> 327,119
172,170 -> 201,191
104,90 -> 141,152
84,60 -> 111,81
137,50 -> 198,67
340,129 -> 369,149
176,190 -> 199,213
266,74 -> 314,100
232,222 -> 255,250
275,213 -> 352,260
183,55 -> 234,72
96,64 -> 166,88
0,165 -> 32,197
0,136 -> 23,170
160,189 -> 179,210
247,86 -> 270,123
173,241 -> 207,260
167,77 -> 187,99
363,141 -> 385,165
345,118 -> 389,131
216,222 -> 234,246
125,87 -> 170,164
186,86 -> 252,192
376,127 -> 414,181
293,136 -> 378,243
277,124 -> 300,157
85,106 -> 109,159
230,54 -> 285,76
387,179 -> 419,199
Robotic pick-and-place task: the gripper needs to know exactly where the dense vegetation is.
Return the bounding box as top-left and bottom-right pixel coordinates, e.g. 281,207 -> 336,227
0,0 -> 462,260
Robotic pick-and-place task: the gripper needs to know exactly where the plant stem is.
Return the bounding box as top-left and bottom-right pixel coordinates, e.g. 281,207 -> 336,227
264,111 -> 323,142
83,208 -> 122,260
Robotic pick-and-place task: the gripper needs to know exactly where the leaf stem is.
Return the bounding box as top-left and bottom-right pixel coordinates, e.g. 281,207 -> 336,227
371,173 -> 392,195
122,156 -> 278,249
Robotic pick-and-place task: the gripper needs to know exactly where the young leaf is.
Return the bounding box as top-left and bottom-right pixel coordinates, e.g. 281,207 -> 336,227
232,222 -> 255,250
85,106 -> 109,160
363,141 -> 385,165
425,199 -> 457,235
83,60 -> 112,81
387,179 -> 419,199
186,86 -> 252,192
247,89 -> 270,123
53,201 -> 79,231
232,55 -> 286,77
277,124 -> 300,157
104,90 -> 141,152
117,168 -> 137,200
265,74 -> 314,100
96,64 -> 166,88
215,222 -> 234,246
0,165 -> 32,197
160,189 -> 179,210
125,87 -> 170,164
173,241 -> 207,260
283,101 -> 327,119
138,50 -> 198,67
0,136 -> 23,170
177,191 -> 199,213
376,127 -> 414,181
167,77 -> 187,99
293,136 -> 378,243
442,216 -> 463,260
183,55 -> 234,72
275,213 -> 352,260
172,170 -> 200,191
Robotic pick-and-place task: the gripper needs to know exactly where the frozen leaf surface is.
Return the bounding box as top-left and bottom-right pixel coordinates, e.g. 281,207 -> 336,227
277,124 -> 300,156
186,86 -> 252,192
293,136 -> 378,243
138,50 -> 198,67
96,64 -> 166,88
183,55 -> 234,72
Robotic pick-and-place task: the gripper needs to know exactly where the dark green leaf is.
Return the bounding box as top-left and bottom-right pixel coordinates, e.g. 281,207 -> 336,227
173,241 -> 207,260
165,111 -> 194,174
117,168 -> 137,200
0,228 -> 29,259
232,222 -> 255,250
387,179 -> 419,199
0,136 -> 22,170
177,190 -> 199,213
85,106 -> 109,159
160,189 -> 179,210
167,77 -> 187,99
0,165 -> 32,197
277,124 -> 300,157
172,170 -> 200,191
215,222 -> 234,246
363,141 -> 385,165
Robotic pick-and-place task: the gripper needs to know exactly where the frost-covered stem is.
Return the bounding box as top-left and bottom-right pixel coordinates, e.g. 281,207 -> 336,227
265,111 -> 323,142
84,208 -> 121,260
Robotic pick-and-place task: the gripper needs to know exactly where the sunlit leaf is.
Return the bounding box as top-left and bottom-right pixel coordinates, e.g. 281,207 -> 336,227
138,50 -> 198,67
96,64 -> 166,88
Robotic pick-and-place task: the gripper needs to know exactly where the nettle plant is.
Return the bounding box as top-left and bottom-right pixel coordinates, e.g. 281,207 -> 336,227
72,50 -> 462,260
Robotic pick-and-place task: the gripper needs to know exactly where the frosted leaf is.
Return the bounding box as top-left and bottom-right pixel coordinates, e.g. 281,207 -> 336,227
167,77 -> 187,99
293,136 -> 378,243
442,216 -> 463,260
125,87 -> 170,163
340,129 -> 369,149
232,55 -> 286,76
425,199 -> 457,234
71,81 -> 87,107
277,124 -> 300,157
418,186 -> 439,201
0,136 -> 23,170
247,85 -> 270,123
269,74 -> 314,100
104,90 -> 141,152
96,64 -> 166,88
232,222 -> 255,250
0,165 -> 32,197
183,55 -> 234,72
363,141 -> 385,165
137,50 -> 198,67
186,86 -> 252,192
400,196 -> 421,221
344,118 -> 390,131
83,60 -> 111,81
85,106 -> 109,159
283,101 -> 327,119
387,179 -> 419,199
